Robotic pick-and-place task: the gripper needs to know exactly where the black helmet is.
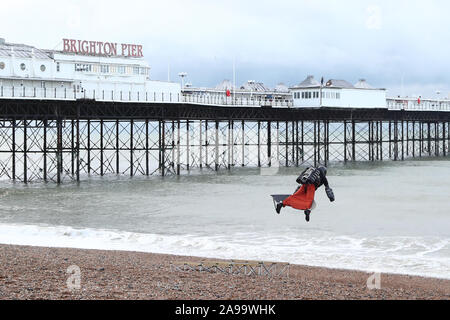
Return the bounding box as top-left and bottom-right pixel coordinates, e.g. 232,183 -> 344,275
318,166 -> 327,176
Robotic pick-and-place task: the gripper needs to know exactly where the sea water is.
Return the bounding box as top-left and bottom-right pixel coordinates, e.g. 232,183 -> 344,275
0,159 -> 449,279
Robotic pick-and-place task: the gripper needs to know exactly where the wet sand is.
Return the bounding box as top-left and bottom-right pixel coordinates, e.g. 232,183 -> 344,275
0,244 -> 449,300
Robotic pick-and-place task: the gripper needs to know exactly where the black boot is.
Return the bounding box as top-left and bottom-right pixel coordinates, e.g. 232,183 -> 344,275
276,202 -> 283,214
304,210 -> 311,222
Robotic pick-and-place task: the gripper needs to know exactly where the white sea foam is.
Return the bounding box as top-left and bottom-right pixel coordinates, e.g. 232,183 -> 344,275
1,223 -> 449,280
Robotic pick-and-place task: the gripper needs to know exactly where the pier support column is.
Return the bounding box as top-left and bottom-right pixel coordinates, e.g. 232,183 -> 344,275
186,120 -> 190,171
116,120 -> 120,174
171,121 -> 175,170
412,121 -> 416,158
313,121 -> 317,166
56,116 -> 63,184
401,120 -> 405,161
71,120 -> 74,176
295,121 -> 299,167
177,120 -> 181,176
160,121 -> 165,177
380,121 -> 383,161
428,122 -> 432,157
43,119 -> 47,182
344,121 -> 347,163
76,113 -> 80,182
87,120 -> 91,175
227,120 -> 231,170
267,121 -> 272,167
242,121 -> 245,167
205,120 -> 209,168
130,119 -> 133,177
101,119 -> 104,177
444,122 -> 447,157
231,121 -> 234,168
276,122 -> 280,165
388,121 -> 392,159
215,121 -> 219,171
23,120 -> 27,183
146,119 -> 149,176
285,121 -> 289,167
368,121 -> 372,162
12,119 -> 16,181
199,120 -> 203,169
351,121 -> 356,162
257,121 -> 261,168
301,121 -> 304,164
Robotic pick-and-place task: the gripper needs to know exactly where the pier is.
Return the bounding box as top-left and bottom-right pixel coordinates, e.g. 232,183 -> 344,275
0,97 -> 449,183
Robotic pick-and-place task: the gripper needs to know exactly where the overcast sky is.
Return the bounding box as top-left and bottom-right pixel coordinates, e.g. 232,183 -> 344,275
1,0 -> 449,97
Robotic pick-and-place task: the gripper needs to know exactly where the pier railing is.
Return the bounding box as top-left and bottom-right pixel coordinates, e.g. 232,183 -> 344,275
1,86 -> 450,112
387,97 -> 450,112
0,86 -> 293,108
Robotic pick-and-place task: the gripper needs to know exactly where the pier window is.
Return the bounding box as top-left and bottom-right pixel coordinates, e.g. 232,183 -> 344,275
140,67 -> 148,75
100,65 -> 110,73
118,66 -> 126,74
75,64 -> 92,72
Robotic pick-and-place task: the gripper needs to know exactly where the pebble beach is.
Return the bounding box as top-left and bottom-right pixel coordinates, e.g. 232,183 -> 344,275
0,244 -> 449,300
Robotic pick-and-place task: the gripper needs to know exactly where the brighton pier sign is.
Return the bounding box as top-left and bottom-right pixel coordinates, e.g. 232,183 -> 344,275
63,39 -> 143,58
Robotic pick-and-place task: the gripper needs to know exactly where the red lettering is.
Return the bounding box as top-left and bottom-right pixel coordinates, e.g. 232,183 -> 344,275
89,41 -> 96,55
63,39 -> 70,52
121,44 -> 128,56
70,40 -> 77,53
110,43 -> 117,56
96,42 -> 104,55
62,39 -> 142,57
81,41 -> 88,54
104,42 -> 111,55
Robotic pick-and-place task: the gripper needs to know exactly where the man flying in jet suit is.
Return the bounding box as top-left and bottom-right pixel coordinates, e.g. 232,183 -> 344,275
276,166 -> 335,222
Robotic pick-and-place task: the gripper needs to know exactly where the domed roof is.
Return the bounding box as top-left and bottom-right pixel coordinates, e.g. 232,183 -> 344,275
274,83 -> 290,92
240,80 -> 270,92
354,79 -> 374,89
215,80 -> 236,91
296,75 -> 320,88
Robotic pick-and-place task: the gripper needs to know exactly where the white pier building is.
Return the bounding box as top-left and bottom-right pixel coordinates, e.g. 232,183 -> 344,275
290,75 -> 387,109
0,37 -> 180,101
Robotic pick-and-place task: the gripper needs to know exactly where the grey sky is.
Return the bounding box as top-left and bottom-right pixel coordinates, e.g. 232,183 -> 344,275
1,0 -> 449,97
